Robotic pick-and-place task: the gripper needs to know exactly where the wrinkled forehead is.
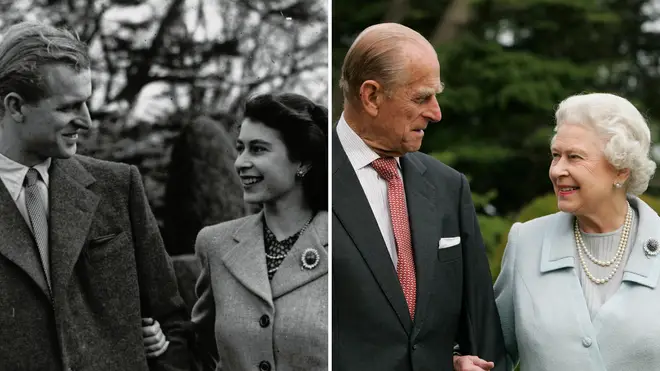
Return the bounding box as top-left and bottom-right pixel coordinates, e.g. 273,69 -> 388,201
401,46 -> 443,91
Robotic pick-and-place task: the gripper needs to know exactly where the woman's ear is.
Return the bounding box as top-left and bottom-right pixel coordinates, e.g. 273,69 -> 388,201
297,162 -> 313,177
616,168 -> 631,185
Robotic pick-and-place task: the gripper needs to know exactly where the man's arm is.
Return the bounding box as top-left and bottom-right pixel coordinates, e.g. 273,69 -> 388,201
455,174 -> 507,370
128,165 -> 192,371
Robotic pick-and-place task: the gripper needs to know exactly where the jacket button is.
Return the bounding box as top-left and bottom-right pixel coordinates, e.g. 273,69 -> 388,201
582,337 -> 592,348
412,344 -> 418,350
258,360 -> 271,371
259,314 -> 270,328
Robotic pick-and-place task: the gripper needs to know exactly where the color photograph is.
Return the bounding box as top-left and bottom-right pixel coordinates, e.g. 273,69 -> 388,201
332,1 -> 660,370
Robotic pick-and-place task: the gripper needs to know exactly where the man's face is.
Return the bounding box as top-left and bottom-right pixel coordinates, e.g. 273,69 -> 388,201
17,64 -> 92,164
361,47 -> 443,157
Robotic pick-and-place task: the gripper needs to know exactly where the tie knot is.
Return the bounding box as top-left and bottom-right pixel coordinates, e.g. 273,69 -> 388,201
372,157 -> 399,181
24,168 -> 40,187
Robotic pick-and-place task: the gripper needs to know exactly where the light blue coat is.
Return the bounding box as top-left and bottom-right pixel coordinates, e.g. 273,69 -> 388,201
495,196 -> 660,371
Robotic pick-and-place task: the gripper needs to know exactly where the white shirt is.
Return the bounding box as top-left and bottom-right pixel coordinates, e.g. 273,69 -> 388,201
0,152 -> 51,235
336,114 -> 408,268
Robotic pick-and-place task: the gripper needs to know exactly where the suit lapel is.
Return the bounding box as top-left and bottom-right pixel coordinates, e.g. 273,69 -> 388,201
48,157 -> 99,301
400,154 -> 438,331
221,212 -> 274,309
0,181 -> 50,297
332,131 -> 412,333
271,211 -> 328,298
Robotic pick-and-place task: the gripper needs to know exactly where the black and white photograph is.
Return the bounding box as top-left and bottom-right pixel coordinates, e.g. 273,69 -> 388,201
0,0 -> 328,370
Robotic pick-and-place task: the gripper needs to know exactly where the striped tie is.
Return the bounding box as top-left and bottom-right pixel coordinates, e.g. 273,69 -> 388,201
24,168 -> 51,291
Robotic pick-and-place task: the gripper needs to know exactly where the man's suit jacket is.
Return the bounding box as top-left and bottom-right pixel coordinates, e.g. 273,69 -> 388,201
332,131 -> 506,371
191,210 -> 328,371
0,155 -> 190,371
495,196 -> 660,371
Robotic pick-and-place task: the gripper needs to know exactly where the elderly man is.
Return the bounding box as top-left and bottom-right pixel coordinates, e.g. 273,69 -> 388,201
0,22 -> 190,370
332,23 -> 506,371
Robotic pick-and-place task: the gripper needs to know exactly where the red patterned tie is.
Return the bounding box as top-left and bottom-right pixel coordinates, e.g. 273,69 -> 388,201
372,157 -> 417,319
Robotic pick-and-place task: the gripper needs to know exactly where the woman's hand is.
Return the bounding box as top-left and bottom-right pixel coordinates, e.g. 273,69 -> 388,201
142,318 -> 170,359
453,355 -> 495,371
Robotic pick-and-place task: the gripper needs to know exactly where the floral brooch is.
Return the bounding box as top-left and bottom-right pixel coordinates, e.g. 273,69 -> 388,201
644,238 -> 659,258
301,248 -> 320,270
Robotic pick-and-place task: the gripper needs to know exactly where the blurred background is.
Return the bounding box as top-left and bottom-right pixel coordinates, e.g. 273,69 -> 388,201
0,0 -> 327,311
0,0 -> 328,262
333,0 -> 660,280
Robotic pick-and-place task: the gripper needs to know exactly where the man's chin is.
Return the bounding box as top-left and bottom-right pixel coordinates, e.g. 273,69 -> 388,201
56,144 -> 77,159
403,143 -> 422,154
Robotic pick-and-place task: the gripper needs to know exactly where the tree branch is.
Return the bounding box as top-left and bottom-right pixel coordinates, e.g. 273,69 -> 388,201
113,0 -> 186,102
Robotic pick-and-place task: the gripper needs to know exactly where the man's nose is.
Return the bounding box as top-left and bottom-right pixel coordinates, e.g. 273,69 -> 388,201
426,96 -> 442,122
73,103 -> 91,129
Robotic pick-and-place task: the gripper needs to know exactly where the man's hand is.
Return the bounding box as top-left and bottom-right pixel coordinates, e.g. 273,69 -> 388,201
453,355 -> 495,371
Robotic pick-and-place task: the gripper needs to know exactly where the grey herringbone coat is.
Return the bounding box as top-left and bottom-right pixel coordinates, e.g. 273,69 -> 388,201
0,155 -> 191,371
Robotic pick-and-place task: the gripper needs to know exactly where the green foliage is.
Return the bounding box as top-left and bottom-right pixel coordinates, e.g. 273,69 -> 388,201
334,0 -> 660,223
516,193 -> 559,223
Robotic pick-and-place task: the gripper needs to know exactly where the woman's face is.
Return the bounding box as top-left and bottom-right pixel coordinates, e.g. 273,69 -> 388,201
235,118 -> 301,205
549,123 -> 625,217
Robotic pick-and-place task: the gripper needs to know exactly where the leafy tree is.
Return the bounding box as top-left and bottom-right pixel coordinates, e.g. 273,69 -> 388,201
332,0 -> 660,259
0,0 -> 328,231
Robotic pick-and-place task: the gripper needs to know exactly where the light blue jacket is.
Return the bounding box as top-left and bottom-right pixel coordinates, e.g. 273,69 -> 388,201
495,196 -> 660,371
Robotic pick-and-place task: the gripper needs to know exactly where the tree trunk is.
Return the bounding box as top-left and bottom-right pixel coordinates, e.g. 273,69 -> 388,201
429,0 -> 471,46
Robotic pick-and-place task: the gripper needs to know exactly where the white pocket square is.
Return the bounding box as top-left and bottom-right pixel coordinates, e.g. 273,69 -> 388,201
438,237 -> 461,249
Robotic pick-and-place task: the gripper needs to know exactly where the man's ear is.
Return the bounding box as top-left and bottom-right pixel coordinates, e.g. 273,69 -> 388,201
359,80 -> 384,117
4,93 -> 25,123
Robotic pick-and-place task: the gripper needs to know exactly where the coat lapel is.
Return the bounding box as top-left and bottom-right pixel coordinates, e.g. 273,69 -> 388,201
539,211 -> 576,273
0,180 -> 50,297
332,131 -> 412,333
399,154 -> 438,331
221,212 -> 274,309
622,196 -> 660,288
538,211 -> 595,328
48,157 -> 99,302
271,211 -> 328,298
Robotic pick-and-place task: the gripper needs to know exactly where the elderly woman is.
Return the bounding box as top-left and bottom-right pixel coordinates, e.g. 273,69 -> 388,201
455,92 -> 659,371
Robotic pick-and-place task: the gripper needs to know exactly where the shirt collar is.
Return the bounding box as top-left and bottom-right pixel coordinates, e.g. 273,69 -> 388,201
336,113 -> 401,171
0,152 -> 51,201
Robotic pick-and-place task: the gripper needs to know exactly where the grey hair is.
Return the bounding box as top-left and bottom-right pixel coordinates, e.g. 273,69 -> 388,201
553,93 -> 656,195
339,24 -> 428,103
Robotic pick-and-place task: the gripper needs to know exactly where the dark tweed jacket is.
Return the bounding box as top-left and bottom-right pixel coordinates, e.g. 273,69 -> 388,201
0,154 -> 191,371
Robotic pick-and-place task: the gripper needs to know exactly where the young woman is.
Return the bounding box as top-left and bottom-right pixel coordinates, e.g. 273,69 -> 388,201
190,92 -> 328,370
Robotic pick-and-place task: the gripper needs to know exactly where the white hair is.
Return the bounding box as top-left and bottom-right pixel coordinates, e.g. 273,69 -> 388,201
553,93 -> 657,196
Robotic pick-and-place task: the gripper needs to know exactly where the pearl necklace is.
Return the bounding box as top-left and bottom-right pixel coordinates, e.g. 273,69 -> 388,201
265,216 -> 314,261
574,202 -> 632,285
